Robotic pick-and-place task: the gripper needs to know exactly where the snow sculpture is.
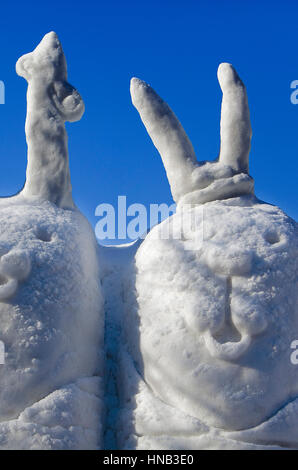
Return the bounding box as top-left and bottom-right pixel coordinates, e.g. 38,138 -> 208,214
0,32 -> 104,449
16,31 -> 85,209
131,63 -> 254,208
118,64 -> 298,449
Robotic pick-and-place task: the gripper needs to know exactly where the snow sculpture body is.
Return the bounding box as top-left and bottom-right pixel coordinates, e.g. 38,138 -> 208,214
0,33 -> 104,450
119,65 -> 298,449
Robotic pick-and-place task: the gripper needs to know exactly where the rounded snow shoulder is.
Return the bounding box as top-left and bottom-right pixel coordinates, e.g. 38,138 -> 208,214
126,196 -> 298,431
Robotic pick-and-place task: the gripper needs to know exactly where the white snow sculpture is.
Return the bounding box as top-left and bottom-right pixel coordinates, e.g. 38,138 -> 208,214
119,64 -> 298,449
0,32 -> 104,450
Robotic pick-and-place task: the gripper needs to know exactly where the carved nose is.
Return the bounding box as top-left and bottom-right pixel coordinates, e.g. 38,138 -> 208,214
198,245 -> 268,361
0,250 -> 31,301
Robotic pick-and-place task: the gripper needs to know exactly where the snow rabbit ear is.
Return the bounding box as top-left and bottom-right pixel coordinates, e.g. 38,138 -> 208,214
130,63 -> 253,206
16,31 -> 85,208
217,63 -> 251,174
51,80 -> 85,123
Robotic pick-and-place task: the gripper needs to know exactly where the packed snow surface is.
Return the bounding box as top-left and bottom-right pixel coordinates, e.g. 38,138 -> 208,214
0,195 -> 104,449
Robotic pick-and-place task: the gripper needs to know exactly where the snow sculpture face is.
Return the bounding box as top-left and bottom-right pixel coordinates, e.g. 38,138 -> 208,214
0,33 -> 103,423
129,65 -> 298,431
0,200 -> 103,421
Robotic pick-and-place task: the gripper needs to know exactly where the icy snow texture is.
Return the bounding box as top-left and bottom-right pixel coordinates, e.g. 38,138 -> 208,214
114,64 -> 298,449
0,32 -> 104,449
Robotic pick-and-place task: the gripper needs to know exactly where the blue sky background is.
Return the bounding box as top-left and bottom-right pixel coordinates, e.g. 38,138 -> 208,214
0,0 -> 297,242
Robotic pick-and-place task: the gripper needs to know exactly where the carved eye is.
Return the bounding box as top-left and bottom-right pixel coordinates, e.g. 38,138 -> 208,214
264,232 -> 280,245
36,228 -> 52,242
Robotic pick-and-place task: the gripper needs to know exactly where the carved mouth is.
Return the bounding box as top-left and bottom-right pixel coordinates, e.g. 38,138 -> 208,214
0,276 -> 18,301
203,330 -> 251,361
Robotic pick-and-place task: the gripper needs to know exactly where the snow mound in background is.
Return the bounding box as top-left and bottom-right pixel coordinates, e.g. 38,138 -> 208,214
0,195 -> 104,449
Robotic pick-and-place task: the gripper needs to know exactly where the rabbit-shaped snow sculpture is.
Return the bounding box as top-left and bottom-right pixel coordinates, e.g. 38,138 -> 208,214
119,64 -> 298,450
0,32 -> 104,450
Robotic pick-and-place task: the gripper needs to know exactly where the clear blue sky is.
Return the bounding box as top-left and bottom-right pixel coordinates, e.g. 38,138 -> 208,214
0,0 -> 297,242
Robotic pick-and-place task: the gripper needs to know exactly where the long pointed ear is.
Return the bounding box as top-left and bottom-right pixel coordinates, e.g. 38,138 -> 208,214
17,32 -> 84,209
130,78 -> 198,203
217,63 -> 252,173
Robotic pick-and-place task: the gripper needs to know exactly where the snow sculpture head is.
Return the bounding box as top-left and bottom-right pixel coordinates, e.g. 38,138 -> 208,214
0,32 -> 103,433
128,65 -> 298,432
